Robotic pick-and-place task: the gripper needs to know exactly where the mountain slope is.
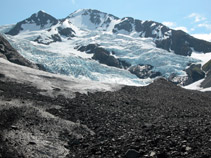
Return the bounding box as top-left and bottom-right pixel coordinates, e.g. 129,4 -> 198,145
112,17 -> 211,56
1,9 -> 211,89
6,10 -> 58,35
156,30 -> 211,56
67,9 -> 119,31
0,34 -> 38,68
5,9 -> 211,55
1,9 -> 211,157
1,60 -> 211,157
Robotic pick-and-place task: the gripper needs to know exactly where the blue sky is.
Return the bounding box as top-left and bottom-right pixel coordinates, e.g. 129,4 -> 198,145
0,0 -> 211,41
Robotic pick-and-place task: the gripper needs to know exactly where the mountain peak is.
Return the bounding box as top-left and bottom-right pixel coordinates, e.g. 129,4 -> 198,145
6,11 -> 58,35
29,10 -> 58,26
67,9 -> 119,30
69,9 -> 117,17
38,10 -> 46,14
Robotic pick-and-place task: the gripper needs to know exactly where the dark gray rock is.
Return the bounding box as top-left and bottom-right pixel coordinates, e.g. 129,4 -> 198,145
0,73 -> 5,78
157,152 -> 168,158
92,47 -> 122,68
0,34 -> 38,69
6,10 -> 58,35
1,75 -> 211,158
11,126 -> 18,130
156,30 -> 211,56
58,27 -> 75,37
113,17 -> 211,56
77,43 -> 99,53
113,17 -> 134,33
141,21 -> 169,39
51,34 -> 62,42
201,71 -> 211,88
74,9 -> 119,28
128,64 -> 161,79
184,64 -> 205,85
200,60 -> 211,88
125,149 -> 140,158
168,73 -> 187,85
77,44 -> 131,68
34,34 -> 62,45
202,60 -> 211,73
28,142 -> 36,145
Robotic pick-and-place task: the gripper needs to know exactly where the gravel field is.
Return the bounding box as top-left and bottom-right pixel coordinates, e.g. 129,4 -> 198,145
1,77 -> 211,158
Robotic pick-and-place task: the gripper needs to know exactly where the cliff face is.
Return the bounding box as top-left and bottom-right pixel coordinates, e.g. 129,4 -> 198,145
0,34 -> 38,69
156,30 -> 211,56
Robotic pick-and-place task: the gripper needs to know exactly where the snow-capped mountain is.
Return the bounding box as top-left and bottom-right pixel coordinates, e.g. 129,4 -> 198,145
1,9 -> 211,89
7,10 -> 58,35
67,9 -> 119,31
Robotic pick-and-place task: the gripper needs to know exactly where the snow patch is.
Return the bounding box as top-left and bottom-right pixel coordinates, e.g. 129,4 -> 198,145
191,51 -> 211,65
183,79 -> 211,92
21,23 -> 41,32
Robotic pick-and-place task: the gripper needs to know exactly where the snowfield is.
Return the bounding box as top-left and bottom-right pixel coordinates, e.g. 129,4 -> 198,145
0,9 -> 210,89
1,29 -> 200,87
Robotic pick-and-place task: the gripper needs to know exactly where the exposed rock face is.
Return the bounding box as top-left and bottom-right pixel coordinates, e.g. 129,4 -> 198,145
113,17 -> 135,33
1,56 -> 211,158
92,48 -> 120,67
128,64 -> 161,79
113,17 -> 211,56
185,64 -> 205,85
77,43 -> 99,53
5,9 -> 211,56
58,27 -> 75,37
201,60 -> 211,88
92,48 -> 131,68
77,44 -> 131,68
156,30 -> 211,56
6,11 -> 58,35
81,9 -> 119,25
0,34 -> 38,68
168,73 -> 188,85
68,9 -> 119,30
34,34 -> 62,45
201,71 -> 211,88
202,60 -> 211,72
2,9 -> 211,88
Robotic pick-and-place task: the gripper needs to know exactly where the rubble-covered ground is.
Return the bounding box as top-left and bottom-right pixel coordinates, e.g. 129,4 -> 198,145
1,67 -> 211,157
0,58 -> 211,158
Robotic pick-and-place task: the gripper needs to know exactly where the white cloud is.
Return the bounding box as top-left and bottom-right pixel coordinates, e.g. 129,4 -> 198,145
162,22 -> 176,28
174,27 -> 189,33
187,13 -> 206,23
162,21 -> 189,33
190,28 -> 195,32
198,23 -> 211,30
192,33 -> 211,42
193,33 -> 211,42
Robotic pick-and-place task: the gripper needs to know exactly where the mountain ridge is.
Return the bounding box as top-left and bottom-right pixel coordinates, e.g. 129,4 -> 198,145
6,9 -> 211,56
1,9 -> 211,89
6,10 -> 59,35
0,34 -> 38,68
1,9 -> 211,158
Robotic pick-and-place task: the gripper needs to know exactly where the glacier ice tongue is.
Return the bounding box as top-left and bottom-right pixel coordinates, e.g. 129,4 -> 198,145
1,11 -> 200,87
4,28 -> 199,86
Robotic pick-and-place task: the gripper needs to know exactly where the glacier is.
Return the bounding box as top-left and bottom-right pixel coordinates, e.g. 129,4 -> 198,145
3,31 -> 198,86
0,9 -> 202,87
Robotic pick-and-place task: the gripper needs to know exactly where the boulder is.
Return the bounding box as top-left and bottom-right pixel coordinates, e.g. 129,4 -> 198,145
128,64 -> 161,79
184,64 -> 205,85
